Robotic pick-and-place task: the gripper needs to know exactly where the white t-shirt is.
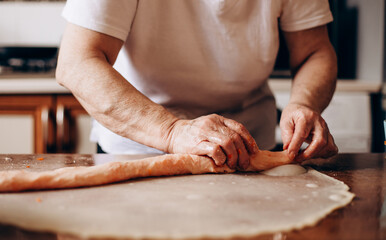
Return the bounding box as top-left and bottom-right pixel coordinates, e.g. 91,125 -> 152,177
62,0 -> 333,154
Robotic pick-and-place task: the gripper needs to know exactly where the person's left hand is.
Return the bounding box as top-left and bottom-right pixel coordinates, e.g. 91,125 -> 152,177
280,103 -> 338,162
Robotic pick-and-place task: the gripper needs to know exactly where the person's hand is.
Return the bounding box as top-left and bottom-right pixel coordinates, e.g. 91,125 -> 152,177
280,103 -> 338,162
165,114 -> 258,170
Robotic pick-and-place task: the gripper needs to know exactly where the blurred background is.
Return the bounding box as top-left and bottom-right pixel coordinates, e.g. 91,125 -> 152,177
0,0 -> 384,154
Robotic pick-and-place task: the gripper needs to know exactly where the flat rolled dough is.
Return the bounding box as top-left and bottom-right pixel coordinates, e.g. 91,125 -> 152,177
0,150 -> 292,192
0,169 -> 354,240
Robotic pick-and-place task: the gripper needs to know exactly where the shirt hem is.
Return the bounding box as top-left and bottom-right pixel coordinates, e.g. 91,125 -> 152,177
62,11 -> 129,41
280,14 -> 333,32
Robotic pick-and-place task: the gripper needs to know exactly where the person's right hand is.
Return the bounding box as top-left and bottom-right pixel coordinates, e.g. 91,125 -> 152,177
165,114 -> 258,170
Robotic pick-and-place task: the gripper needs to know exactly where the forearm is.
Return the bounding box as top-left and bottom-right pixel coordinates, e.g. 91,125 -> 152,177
289,45 -> 337,113
57,56 -> 178,152
280,26 -> 339,160
56,24 -> 259,168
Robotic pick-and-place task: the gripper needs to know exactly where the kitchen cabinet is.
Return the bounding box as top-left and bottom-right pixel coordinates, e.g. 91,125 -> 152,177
0,78 -> 381,154
0,95 -> 54,154
0,94 -> 96,154
56,95 -> 95,154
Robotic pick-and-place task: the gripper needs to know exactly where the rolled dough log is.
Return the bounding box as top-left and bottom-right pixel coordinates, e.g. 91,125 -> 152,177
0,150 -> 291,192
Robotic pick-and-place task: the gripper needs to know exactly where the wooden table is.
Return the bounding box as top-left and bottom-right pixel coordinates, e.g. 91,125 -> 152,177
0,153 -> 385,240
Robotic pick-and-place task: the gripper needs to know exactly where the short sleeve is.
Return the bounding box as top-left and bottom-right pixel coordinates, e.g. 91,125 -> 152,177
279,0 -> 333,32
62,0 -> 138,41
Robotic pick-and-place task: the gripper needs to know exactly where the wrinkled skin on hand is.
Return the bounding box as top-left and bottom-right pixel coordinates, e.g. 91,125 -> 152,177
165,114 -> 259,170
280,103 -> 338,162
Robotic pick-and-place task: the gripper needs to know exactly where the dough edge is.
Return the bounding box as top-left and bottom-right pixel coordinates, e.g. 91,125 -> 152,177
0,169 -> 355,240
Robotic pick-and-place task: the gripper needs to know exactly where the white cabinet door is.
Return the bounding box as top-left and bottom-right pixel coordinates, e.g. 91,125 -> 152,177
74,114 -> 96,154
0,115 -> 34,154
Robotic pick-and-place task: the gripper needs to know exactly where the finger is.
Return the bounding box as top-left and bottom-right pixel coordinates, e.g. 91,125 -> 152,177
196,141 -> 227,166
280,119 -> 295,151
232,135 -> 250,170
326,134 -> 339,157
314,133 -> 338,159
207,133 -> 238,169
223,118 -> 258,154
287,119 -> 312,160
297,122 -> 328,161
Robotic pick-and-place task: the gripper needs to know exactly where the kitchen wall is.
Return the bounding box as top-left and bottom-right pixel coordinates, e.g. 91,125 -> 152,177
0,0 -> 64,1
1,0 -> 384,81
0,1 -> 66,46
346,0 -> 385,83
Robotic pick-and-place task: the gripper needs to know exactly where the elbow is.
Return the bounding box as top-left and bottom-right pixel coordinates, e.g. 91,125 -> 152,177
55,46 -> 80,90
55,60 -> 70,89
55,65 -> 65,87
55,53 -> 81,91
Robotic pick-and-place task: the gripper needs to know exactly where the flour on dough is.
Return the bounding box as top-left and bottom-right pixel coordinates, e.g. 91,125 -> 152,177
0,169 -> 354,239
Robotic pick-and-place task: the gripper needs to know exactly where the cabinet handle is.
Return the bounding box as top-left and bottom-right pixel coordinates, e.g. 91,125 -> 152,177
56,104 -> 73,153
40,106 -> 49,153
56,104 -> 65,152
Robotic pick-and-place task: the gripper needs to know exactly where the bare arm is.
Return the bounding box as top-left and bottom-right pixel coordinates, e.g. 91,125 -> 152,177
56,23 -> 257,169
56,23 -> 178,152
280,25 -> 338,161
